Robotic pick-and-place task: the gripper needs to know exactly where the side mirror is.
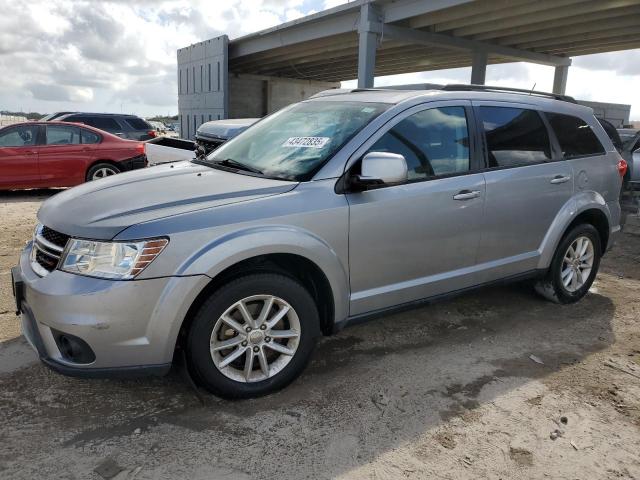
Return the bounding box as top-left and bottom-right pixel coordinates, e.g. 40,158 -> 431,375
352,152 -> 408,190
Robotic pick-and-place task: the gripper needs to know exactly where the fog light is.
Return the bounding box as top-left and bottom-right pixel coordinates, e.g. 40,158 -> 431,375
51,330 -> 96,364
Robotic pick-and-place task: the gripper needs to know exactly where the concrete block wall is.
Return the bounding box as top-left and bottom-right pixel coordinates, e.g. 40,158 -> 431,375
228,73 -> 339,118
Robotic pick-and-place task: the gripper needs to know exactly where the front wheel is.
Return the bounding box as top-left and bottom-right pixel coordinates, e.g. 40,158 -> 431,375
186,273 -> 319,398
535,223 -> 601,304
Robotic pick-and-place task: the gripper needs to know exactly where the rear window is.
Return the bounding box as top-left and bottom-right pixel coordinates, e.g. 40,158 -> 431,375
546,113 -> 605,158
479,106 -> 552,168
46,125 -> 80,145
123,117 -> 151,130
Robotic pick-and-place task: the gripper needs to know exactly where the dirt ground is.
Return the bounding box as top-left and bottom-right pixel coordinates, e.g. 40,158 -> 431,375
0,190 -> 639,480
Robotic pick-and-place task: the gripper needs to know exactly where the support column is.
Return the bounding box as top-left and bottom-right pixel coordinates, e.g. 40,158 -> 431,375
357,2 -> 381,89
470,50 -> 487,85
552,65 -> 569,94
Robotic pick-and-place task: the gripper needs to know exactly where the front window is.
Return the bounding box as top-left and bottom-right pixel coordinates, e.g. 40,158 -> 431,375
367,106 -> 470,180
203,101 -> 389,181
0,125 -> 39,147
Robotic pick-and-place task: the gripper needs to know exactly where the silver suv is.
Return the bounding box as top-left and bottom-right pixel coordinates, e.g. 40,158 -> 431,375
12,86 -> 625,398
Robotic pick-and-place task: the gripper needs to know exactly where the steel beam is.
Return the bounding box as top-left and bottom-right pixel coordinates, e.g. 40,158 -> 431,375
470,50 -> 487,84
383,24 -> 571,66
357,2 -> 382,88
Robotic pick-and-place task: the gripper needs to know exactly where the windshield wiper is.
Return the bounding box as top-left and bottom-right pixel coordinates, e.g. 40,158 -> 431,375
214,158 -> 263,175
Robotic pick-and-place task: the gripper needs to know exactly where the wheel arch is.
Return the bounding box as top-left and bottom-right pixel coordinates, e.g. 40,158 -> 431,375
177,253 -> 335,352
173,226 -> 349,353
538,192 -> 611,269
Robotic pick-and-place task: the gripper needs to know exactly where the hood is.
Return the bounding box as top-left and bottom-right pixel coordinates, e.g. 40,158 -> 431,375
196,118 -> 259,140
38,161 -> 297,240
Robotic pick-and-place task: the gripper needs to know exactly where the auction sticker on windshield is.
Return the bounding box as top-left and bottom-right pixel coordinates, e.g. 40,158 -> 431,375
282,137 -> 330,148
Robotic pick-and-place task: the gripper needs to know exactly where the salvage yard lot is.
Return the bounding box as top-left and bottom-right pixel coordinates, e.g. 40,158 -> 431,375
0,190 -> 639,480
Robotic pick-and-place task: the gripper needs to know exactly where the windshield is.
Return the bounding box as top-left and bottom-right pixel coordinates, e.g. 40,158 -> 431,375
202,101 -> 389,181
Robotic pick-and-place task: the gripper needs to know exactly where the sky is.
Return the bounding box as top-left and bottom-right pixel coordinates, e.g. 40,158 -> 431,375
1,0 -> 639,119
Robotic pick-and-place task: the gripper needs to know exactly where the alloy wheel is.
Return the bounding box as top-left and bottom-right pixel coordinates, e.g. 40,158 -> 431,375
561,236 -> 594,292
92,167 -> 117,180
209,295 -> 301,383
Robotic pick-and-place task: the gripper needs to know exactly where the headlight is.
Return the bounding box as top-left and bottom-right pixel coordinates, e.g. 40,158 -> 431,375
60,238 -> 168,279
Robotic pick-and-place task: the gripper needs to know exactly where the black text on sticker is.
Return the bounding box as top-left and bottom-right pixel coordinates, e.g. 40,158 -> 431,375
282,137 -> 330,148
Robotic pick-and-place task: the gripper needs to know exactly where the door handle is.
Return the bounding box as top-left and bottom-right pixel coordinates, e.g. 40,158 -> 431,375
550,175 -> 571,184
453,190 -> 481,200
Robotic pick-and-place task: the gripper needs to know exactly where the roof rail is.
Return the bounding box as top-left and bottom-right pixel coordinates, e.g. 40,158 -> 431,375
309,88 -> 394,99
441,84 -> 577,104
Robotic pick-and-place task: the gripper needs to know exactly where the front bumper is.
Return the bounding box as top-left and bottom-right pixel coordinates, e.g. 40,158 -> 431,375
13,243 -> 209,377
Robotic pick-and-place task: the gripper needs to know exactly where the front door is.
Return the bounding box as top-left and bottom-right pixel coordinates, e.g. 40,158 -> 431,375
346,102 -> 486,316
0,124 -> 41,189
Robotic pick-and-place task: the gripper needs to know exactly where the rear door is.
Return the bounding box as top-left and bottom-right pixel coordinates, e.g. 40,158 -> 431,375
346,101 -> 486,315
0,124 -> 41,189
39,124 -> 87,186
474,102 -> 573,279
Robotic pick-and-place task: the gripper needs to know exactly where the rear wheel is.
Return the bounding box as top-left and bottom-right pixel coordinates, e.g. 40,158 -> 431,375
535,223 -> 601,304
86,163 -> 119,181
186,273 -> 319,398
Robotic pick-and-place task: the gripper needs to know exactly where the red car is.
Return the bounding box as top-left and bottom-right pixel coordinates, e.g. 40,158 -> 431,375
0,121 -> 147,190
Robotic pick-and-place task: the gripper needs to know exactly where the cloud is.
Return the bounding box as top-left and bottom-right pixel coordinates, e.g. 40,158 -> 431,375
0,0 -> 638,120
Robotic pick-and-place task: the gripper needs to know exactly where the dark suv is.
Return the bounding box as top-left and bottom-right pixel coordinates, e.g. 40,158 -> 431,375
54,113 -> 156,141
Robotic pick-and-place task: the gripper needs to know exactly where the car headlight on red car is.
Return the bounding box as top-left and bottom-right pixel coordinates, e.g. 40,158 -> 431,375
60,238 -> 168,279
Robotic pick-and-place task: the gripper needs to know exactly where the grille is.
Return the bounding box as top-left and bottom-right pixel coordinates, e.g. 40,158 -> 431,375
35,249 -> 59,271
31,225 -> 68,276
41,226 -> 70,249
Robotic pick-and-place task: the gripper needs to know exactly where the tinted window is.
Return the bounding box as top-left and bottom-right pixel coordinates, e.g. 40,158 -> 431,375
68,116 -> 121,132
124,117 -> 151,130
368,106 -> 470,180
0,125 -> 39,147
547,113 -> 605,158
46,125 -> 80,145
81,129 -> 101,144
480,107 -> 551,167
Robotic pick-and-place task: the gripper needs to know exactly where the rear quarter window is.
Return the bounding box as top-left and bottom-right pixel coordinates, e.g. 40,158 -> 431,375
123,118 -> 151,130
80,129 -> 101,144
546,113 -> 605,158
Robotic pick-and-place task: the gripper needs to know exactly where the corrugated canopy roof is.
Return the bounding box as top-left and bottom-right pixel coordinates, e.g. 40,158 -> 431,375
227,0 -> 640,82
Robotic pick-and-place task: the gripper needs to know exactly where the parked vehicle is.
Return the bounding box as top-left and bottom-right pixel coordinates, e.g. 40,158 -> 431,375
40,112 -> 76,121
617,128 -> 638,145
597,117 -> 623,152
13,86 -> 625,399
145,136 -> 196,165
53,113 -> 156,141
620,130 -> 640,186
0,121 -> 147,189
148,121 -> 167,136
195,118 -> 258,156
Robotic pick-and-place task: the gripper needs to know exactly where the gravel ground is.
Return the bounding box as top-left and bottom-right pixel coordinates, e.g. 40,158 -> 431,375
0,190 -> 639,480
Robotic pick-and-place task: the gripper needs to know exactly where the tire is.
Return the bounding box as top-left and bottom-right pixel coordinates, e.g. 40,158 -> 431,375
86,163 -> 120,182
534,223 -> 602,304
186,273 -> 319,399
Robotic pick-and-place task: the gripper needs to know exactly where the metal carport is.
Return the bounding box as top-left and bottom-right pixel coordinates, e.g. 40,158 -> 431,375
178,0 -> 640,137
